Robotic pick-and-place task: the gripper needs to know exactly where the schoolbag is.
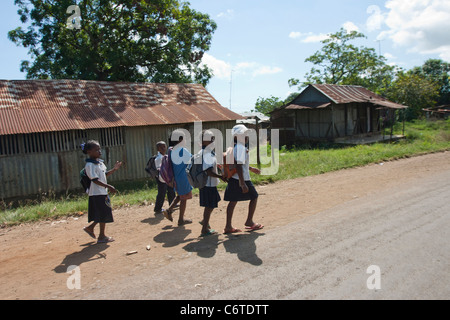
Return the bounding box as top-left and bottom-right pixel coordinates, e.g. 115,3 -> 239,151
145,155 -> 158,179
159,148 -> 174,188
186,152 -> 209,189
80,168 -> 91,193
220,147 -> 237,179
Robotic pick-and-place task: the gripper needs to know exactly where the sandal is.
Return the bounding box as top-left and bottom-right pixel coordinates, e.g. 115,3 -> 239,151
178,219 -> 193,226
97,236 -> 115,244
200,229 -> 218,237
224,228 -> 242,234
245,223 -> 264,231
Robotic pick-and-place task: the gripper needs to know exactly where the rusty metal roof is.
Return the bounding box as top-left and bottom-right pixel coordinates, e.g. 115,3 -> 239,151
273,84 -> 407,114
313,84 -> 407,109
285,102 -> 331,110
0,80 -> 242,135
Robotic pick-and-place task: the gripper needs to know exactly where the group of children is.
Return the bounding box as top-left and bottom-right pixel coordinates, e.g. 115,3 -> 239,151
81,124 -> 264,243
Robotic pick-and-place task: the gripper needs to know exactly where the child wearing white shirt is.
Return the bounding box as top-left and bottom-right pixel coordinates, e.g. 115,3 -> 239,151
199,130 -> 227,237
223,125 -> 264,234
81,140 -> 122,244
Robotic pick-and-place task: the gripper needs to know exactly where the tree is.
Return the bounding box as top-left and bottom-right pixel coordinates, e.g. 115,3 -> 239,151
8,0 -> 217,85
289,28 -> 395,94
385,71 -> 440,120
410,59 -> 450,106
253,95 -> 284,115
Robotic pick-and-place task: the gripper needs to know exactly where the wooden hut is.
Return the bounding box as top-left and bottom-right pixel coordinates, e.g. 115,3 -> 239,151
270,84 -> 408,146
0,80 -> 241,200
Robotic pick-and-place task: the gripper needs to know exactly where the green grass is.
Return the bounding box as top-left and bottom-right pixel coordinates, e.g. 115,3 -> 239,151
1,119 -> 449,227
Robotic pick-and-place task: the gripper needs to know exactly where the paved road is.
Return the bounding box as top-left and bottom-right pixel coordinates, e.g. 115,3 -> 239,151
87,166 -> 450,300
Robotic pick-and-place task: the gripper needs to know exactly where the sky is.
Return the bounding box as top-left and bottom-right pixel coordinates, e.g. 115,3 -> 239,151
1,0 -> 450,114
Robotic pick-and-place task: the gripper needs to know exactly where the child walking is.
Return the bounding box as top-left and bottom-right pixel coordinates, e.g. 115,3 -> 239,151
164,130 -> 193,226
198,130 -> 227,237
154,141 -> 176,214
82,140 -> 122,243
223,125 -> 264,234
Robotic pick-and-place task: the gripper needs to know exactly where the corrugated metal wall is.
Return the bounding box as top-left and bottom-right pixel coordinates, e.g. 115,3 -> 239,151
0,121 -> 236,199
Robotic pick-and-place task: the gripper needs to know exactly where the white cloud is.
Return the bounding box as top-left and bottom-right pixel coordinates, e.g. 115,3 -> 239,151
343,21 -> 359,33
303,33 -> 329,43
201,53 -> 232,79
217,9 -> 234,19
378,0 -> 450,61
252,66 -> 283,77
366,5 -> 385,32
383,52 -> 396,60
289,31 -> 303,39
290,31 -> 329,43
290,21 -> 358,44
201,54 -> 282,79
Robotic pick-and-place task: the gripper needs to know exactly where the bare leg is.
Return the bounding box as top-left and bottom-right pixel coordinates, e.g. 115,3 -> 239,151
164,195 -> 180,222
245,198 -> 258,227
225,201 -> 240,233
201,207 -> 214,235
99,222 -> 106,239
177,199 -> 192,226
83,222 -> 97,238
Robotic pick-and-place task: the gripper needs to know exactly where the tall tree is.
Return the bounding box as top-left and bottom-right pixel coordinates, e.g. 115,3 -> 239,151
8,0 -> 217,85
385,71 -> 440,121
289,28 -> 395,94
410,59 -> 450,106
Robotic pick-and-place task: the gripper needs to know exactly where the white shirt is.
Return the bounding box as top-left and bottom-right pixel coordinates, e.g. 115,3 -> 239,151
154,152 -> 166,183
201,148 -> 219,187
85,160 -> 108,196
232,143 -> 251,181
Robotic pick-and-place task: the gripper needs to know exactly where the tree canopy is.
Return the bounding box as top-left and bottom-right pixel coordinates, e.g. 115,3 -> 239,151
289,28 -> 395,94
8,0 -> 217,85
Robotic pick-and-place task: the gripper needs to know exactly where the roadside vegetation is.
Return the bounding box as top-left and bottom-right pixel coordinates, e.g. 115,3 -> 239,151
1,119 -> 449,227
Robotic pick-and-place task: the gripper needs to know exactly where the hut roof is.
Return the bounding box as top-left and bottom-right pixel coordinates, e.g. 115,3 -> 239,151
0,80 -> 242,135
276,84 -> 407,113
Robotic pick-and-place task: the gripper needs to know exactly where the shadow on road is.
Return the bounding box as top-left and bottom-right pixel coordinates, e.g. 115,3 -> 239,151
153,225 -> 195,248
53,242 -> 109,274
183,231 -> 265,266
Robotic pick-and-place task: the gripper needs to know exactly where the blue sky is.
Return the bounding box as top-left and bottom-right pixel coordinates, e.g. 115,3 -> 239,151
2,0 -> 450,114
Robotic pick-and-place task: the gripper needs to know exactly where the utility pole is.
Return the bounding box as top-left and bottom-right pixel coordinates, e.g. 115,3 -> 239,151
376,39 -> 383,56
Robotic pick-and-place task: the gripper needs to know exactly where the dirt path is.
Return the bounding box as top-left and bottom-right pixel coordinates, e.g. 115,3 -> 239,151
1,151 -> 449,299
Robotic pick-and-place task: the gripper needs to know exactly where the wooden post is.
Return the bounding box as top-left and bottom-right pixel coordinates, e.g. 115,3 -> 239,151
331,105 -> 335,140
256,116 -> 261,168
390,109 -> 394,141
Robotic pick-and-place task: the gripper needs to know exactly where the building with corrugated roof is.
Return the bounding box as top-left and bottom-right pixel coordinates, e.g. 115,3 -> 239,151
0,80 -> 242,199
271,84 -> 408,146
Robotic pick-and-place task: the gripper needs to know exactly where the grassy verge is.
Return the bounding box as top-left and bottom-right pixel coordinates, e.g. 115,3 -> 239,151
1,119 -> 449,227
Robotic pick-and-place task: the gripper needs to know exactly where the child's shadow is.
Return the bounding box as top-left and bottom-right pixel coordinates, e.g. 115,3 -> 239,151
153,226 -> 194,248
183,234 -> 222,259
183,232 -> 265,266
141,214 -> 165,226
53,242 -> 109,274
222,232 -> 265,266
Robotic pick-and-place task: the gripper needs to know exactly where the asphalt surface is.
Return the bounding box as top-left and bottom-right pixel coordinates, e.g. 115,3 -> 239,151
86,161 -> 450,300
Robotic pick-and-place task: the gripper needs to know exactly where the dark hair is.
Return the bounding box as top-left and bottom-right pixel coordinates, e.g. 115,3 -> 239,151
81,140 -> 100,154
156,141 -> 166,149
